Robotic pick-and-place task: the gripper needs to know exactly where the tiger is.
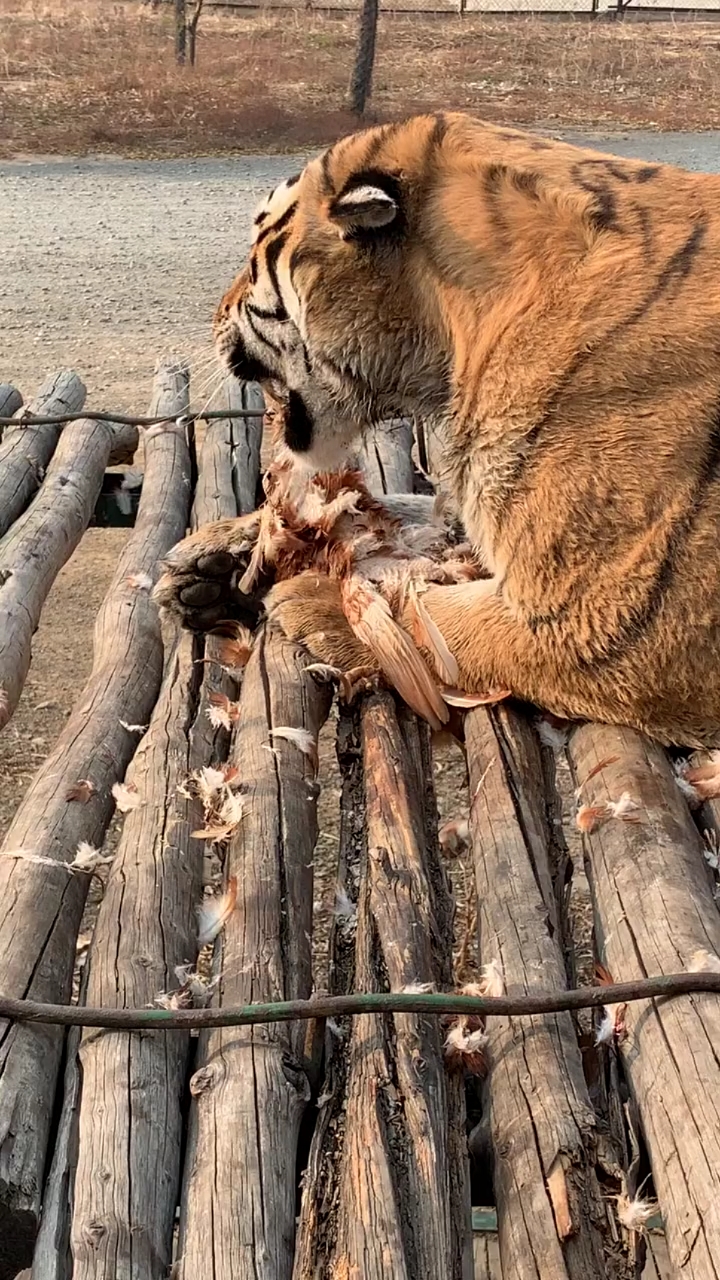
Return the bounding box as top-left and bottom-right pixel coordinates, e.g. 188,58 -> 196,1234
154,111 -> 720,754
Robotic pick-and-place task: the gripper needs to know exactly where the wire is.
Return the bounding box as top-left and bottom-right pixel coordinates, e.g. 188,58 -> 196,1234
2,971 -> 719,1031
0,409 -> 262,429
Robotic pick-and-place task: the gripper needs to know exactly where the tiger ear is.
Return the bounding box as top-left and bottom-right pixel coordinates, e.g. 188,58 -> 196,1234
329,184 -> 398,234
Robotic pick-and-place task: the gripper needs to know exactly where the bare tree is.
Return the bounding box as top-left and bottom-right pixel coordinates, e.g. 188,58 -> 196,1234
175,0 -> 187,64
349,0 -> 379,115
187,0 -> 205,66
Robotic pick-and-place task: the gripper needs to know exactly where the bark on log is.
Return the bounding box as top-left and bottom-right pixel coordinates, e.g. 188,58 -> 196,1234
413,413 -> 447,486
0,385 -> 23,436
0,359 -> 190,1279
29,972 -> 87,1280
69,631 -> 205,1280
0,418 -> 133,733
293,695 -> 473,1280
465,705 -> 633,1280
567,724 -> 720,1280
0,371 -> 86,538
176,628 -> 331,1280
356,418 -> 415,496
209,376 -> 263,515
107,420 -> 139,466
189,400 -> 259,769
473,1232 -> 502,1280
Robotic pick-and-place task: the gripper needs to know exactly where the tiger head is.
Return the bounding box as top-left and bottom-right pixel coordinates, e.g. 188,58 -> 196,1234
213,114 -> 470,468
214,111 -> 624,469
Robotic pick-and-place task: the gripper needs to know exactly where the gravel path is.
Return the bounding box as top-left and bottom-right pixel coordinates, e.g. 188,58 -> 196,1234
2,130 -> 720,412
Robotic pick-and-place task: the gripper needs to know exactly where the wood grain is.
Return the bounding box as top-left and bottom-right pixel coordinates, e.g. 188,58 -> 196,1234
70,631 -> 204,1280
466,705 -> 634,1280
176,628 -> 330,1280
568,723 -> 720,1280
0,359 -> 191,1279
0,418 -> 131,732
0,371 -> 86,537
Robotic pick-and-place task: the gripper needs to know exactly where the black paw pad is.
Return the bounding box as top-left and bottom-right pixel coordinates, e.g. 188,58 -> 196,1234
196,551 -> 237,578
179,580 -> 223,607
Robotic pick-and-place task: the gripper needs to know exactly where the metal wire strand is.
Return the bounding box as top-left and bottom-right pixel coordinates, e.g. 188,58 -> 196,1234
0,409 -> 263,428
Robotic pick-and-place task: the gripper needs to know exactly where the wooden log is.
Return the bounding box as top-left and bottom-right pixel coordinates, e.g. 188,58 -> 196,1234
189,401 -> 257,770
413,412 -> 447,484
107,420 -> 139,466
0,371 -> 86,538
31,364 -> 222,1280
355,418 -> 415,496
473,1232 -> 502,1280
293,696 -> 473,1279
465,705 -> 633,1280
567,724 -> 720,1280
0,358 -> 191,1279
193,400 -> 241,527
0,385 -> 23,436
0,418 -> 134,733
69,631 -> 204,1280
210,376 -> 264,515
28,964 -> 89,1280
176,628 -> 331,1280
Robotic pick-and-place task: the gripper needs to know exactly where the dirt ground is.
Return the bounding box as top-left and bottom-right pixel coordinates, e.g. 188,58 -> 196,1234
4,0 -> 720,159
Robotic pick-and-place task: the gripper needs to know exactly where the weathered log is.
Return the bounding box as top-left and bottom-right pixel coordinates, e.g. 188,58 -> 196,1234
0,371 -> 86,538
465,705 -> 633,1280
210,376 -> 264,515
567,724 -> 720,1280
31,365 -> 221,1280
473,1231 -> 502,1280
0,418 -> 133,733
189,399 -> 259,769
356,418 -> 415,496
107,420 -> 139,466
0,385 -> 23,435
70,631 -> 204,1280
193,400 -> 241,527
29,975 -> 87,1280
0,359 -> 191,1279
293,695 -> 473,1280
176,628 -> 331,1280
413,412 -> 447,484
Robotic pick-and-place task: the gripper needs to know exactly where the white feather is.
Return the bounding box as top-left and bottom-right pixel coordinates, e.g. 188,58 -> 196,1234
112,781 -> 142,812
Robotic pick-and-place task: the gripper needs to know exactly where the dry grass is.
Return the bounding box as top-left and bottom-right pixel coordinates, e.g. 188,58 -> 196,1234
1,0 -> 720,157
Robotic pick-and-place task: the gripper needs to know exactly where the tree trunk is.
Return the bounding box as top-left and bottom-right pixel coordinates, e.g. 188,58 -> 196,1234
349,0 -> 379,115
187,0 -> 204,66
175,0 -> 187,64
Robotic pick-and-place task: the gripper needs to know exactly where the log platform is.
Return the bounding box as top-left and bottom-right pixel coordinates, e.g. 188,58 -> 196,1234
1,357 -> 719,1280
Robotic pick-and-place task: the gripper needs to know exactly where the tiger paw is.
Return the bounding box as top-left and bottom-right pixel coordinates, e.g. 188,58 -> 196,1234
153,512 -> 267,632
